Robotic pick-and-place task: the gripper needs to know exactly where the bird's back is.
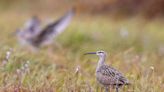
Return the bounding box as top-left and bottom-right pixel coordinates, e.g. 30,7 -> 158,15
96,65 -> 129,87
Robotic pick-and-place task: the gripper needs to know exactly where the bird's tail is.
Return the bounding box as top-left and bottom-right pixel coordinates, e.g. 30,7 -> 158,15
125,81 -> 132,85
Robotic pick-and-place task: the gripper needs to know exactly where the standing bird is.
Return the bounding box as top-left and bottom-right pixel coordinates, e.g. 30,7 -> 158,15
84,51 -> 130,92
16,9 -> 75,49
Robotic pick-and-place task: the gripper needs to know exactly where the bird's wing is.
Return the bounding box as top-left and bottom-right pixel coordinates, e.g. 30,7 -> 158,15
97,65 -> 129,85
36,9 -> 75,40
50,9 -> 75,35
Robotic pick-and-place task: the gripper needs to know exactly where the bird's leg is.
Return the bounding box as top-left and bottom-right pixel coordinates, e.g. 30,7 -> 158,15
105,87 -> 109,92
115,76 -> 119,92
109,86 -> 112,92
115,86 -> 119,92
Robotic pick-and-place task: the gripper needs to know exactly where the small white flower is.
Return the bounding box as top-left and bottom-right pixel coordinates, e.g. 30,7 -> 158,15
24,63 -> 29,68
75,65 -> 80,74
150,66 -> 154,70
16,69 -> 21,74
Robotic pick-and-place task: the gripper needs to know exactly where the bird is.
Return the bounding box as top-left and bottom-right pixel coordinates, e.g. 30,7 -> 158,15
16,16 -> 41,46
16,9 -> 75,49
84,50 -> 130,92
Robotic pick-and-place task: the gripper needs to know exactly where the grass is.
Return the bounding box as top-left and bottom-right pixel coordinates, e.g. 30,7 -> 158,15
0,12 -> 164,92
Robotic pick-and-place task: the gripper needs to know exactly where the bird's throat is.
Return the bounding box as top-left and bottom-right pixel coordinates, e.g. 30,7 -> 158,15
97,56 -> 106,70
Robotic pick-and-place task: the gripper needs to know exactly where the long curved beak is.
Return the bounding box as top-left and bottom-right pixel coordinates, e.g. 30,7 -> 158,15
84,52 -> 96,55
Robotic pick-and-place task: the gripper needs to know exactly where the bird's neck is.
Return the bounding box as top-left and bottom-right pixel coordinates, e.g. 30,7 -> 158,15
97,56 -> 106,69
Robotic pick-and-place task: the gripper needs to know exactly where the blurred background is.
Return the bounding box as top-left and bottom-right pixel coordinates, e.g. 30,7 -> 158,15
1,0 -> 164,53
1,0 -> 164,18
0,0 -> 164,91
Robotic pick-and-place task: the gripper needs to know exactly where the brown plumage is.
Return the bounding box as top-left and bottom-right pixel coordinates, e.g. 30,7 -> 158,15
85,51 -> 130,92
96,65 -> 129,88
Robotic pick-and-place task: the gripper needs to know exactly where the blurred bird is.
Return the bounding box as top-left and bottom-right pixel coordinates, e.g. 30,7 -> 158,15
84,50 -> 130,92
16,9 -> 75,49
16,16 -> 41,46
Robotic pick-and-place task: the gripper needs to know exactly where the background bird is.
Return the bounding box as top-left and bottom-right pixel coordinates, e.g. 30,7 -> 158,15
84,50 -> 130,92
16,9 -> 75,49
16,16 -> 41,46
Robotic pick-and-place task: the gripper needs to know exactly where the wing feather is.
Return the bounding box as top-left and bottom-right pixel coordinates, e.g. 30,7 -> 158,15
96,65 -> 129,86
32,9 -> 75,46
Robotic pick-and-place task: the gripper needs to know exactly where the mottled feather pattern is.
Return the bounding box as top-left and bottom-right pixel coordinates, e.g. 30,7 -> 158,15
96,65 -> 129,87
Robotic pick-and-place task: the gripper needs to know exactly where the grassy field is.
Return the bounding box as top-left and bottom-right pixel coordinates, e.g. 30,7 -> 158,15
0,12 -> 164,92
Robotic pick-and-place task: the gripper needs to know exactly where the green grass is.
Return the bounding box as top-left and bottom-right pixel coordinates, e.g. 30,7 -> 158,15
0,13 -> 164,92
